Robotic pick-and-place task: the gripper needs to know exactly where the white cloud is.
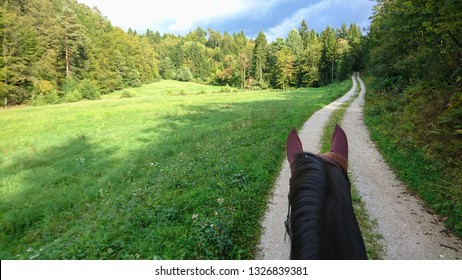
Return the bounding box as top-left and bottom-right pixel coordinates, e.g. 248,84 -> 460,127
76,0 -> 373,36
265,0 -> 337,41
77,0 -> 283,33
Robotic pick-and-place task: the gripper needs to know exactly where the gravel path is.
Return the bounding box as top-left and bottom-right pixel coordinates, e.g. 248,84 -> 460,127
257,73 -> 462,260
257,74 -> 359,259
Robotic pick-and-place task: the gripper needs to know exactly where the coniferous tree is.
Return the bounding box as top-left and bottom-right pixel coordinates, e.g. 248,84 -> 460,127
1,4 -> 38,104
266,38 -> 285,88
300,36 -> 322,87
320,26 -> 337,84
275,46 -> 295,89
60,6 -> 86,79
298,20 -> 310,49
252,31 -> 268,84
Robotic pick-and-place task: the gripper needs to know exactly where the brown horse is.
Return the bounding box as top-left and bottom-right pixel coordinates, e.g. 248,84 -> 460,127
285,124 -> 367,259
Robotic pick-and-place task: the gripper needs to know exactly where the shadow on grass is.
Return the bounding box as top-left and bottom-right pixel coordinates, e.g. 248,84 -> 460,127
0,87 -> 345,259
0,136 -> 117,252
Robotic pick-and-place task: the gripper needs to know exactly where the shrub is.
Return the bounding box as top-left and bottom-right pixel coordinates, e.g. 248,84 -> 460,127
63,90 -> 83,102
220,84 -> 232,93
258,80 -> 269,90
33,80 -> 56,96
30,90 -> 61,106
79,79 -> 101,100
120,90 -> 136,98
176,67 -> 193,82
61,78 -> 79,96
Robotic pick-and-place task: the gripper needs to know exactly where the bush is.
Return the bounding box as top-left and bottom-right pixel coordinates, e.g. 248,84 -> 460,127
120,90 -> 136,98
79,79 -> 101,100
61,78 -> 79,96
258,80 -> 269,90
194,78 -> 204,84
33,80 -> 56,96
30,90 -> 61,106
220,84 -> 232,93
176,67 -> 193,82
63,90 -> 83,102
162,69 -> 176,80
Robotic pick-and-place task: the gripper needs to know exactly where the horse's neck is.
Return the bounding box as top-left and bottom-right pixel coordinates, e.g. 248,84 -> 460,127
289,153 -> 367,260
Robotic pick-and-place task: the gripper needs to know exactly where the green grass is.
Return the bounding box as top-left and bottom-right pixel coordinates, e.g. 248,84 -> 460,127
319,77 -> 385,260
0,79 -> 352,259
363,75 -> 462,237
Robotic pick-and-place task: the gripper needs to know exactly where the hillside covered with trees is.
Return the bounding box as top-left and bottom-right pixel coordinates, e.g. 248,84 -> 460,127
1,0 -> 364,106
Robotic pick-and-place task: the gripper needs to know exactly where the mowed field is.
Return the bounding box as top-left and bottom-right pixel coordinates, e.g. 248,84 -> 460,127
0,79 -> 351,259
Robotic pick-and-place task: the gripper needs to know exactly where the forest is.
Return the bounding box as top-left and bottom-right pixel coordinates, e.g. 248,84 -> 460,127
1,0 -> 364,106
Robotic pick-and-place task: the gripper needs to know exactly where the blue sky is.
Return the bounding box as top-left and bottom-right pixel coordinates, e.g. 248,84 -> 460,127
76,0 -> 375,40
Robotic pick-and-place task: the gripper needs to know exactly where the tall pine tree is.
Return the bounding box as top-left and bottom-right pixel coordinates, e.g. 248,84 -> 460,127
251,31 -> 267,84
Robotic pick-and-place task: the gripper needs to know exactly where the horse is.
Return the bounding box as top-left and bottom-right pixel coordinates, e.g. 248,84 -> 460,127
285,124 -> 367,259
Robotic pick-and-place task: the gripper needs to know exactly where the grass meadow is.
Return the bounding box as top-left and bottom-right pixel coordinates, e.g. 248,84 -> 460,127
0,79 -> 351,259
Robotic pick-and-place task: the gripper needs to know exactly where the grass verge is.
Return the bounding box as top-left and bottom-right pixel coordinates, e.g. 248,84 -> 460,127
0,79 -> 352,259
363,75 -> 462,237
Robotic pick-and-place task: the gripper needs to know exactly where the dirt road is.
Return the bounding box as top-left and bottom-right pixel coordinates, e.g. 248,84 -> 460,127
257,73 -> 359,259
257,73 -> 462,259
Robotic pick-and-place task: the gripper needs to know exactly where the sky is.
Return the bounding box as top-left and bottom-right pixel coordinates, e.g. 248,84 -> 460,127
76,0 -> 375,41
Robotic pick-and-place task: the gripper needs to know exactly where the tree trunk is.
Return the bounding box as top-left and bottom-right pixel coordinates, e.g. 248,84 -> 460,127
259,57 -> 263,82
331,59 -> 334,83
242,66 -> 246,89
65,34 -> 70,77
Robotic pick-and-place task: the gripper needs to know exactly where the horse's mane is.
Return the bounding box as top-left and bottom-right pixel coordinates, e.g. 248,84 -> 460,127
286,152 -> 367,260
287,153 -> 328,259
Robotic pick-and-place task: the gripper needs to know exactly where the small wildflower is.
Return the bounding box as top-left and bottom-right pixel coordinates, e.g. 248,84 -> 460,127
217,198 -> 224,204
192,214 -> 199,220
214,210 -> 218,216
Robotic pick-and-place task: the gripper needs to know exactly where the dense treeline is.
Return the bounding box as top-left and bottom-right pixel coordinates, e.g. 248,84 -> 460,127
368,0 -> 462,92
1,0 -> 159,105
367,0 -> 462,174
1,0 -> 364,106
366,0 -> 462,234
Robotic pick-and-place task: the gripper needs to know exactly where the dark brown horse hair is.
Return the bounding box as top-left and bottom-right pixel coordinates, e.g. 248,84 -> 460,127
285,152 -> 367,259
